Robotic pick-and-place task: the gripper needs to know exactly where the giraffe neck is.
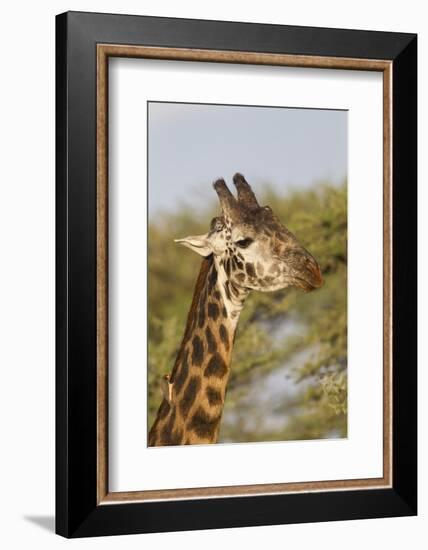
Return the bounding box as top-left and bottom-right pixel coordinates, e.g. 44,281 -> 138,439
148,256 -> 248,446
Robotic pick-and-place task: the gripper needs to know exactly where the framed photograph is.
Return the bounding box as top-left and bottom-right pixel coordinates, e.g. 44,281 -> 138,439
56,11 -> 417,538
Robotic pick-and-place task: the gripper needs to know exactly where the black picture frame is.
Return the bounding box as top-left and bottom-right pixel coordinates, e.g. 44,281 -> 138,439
56,11 -> 417,538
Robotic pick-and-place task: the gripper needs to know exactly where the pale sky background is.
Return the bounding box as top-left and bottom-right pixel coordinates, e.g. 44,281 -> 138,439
148,102 -> 347,216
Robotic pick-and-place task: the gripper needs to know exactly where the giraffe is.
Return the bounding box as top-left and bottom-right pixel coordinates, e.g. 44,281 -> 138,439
148,173 -> 323,446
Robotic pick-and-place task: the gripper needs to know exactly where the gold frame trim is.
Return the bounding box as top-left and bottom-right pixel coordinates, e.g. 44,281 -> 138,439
96,44 -> 393,504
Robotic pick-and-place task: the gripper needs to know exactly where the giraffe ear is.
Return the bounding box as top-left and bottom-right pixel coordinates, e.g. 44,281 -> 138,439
174,234 -> 213,257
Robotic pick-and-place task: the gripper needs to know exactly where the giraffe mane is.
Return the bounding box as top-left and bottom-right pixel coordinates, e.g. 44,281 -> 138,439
169,255 -> 214,384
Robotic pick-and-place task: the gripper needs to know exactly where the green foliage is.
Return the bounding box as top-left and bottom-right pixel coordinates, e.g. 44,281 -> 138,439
147,182 -> 348,442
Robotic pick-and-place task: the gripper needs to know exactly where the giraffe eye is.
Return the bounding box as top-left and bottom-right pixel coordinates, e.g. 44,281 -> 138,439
235,238 -> 253,249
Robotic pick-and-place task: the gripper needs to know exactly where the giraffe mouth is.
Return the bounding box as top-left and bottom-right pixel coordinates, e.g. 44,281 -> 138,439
294,277 -> 321,292
281,249 -> 323,292
293,258 -> 324,292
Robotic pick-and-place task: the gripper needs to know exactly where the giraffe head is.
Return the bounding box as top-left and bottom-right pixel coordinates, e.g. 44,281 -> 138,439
176,173 -> 323,293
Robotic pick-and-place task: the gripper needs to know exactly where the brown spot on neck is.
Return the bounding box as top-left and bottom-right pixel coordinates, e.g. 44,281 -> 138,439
204,353 -> 228,379
206,386 -> 223,406
179,376 -> 201,418
219,324 -> 230,351
191,335 -> 204,366
188,406 -> 222,440
208,302 -> 220,320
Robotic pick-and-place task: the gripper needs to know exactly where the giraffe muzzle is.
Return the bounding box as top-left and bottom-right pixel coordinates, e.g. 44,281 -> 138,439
290,250 -> 324,292
305,259 -> 324,290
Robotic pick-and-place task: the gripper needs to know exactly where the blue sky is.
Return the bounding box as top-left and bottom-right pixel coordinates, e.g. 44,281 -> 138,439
148,102 -> 347,216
